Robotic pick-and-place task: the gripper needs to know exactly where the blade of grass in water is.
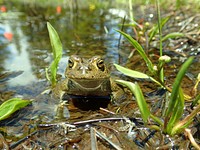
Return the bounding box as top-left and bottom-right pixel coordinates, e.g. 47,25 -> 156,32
47,22 -> 63,86
116,80 -> 163,125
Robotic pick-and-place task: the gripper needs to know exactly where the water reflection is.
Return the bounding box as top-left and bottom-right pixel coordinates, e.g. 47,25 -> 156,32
4,22 -> 37,86
0,2 -> 130,89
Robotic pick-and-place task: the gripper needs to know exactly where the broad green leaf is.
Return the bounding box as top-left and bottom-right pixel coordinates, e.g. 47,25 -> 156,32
47,22 -> 63,59
116,80 -> 150,123
114,64 -> 163,87
47,22 -> 63,86
165,57 -> 194,118
162,32 -> 184,42
0,98 -> 32,121
115,30 -> 154,74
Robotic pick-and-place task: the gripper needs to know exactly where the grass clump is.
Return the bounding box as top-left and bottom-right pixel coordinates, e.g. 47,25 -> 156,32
114,1 -> 200,146
115,56 -> 200,136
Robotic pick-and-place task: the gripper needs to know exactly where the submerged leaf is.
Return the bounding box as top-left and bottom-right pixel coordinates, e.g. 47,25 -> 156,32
0,98 -> 32,121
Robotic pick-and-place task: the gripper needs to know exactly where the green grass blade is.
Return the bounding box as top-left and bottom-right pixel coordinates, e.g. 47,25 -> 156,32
115,80 -> 150,123
149,16 -> 170,43
171,103 -> 200,135
162,32 -> 184,42
166,87 -> 184,134
165,57 -> 194,118
114,64 -> 163,87
0,98 -> 32,121
115,30 -> 154,74
192,93 -> 200,107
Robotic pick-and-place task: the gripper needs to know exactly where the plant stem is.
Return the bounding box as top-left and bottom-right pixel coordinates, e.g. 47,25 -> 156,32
156,0 -> 162,56
150,114 -> 163,126
184,128 -> 200,150
156,0 -> 164,83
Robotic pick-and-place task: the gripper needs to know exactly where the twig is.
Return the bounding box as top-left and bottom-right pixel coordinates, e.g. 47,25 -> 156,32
72,117 -> 142,126
95,129 -> 123,150
184,128 -> 200,150
99,107 -> 116,115
90,127 -> 98,150
73,117 -> 123,126
179,16 -> 195,32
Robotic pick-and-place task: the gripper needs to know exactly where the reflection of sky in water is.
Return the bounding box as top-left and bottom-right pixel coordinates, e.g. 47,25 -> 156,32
1,8 -> 129,86
104,9 -> 127,64
4,22 -> 37,86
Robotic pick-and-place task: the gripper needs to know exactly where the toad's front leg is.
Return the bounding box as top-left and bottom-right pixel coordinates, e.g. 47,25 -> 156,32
52,79 -> 69,100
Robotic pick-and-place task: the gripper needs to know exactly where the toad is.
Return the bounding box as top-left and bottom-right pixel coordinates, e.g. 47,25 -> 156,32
53,55 -> 124,110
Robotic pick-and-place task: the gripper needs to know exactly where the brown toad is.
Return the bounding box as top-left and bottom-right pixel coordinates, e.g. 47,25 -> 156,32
53,55 -> 125,109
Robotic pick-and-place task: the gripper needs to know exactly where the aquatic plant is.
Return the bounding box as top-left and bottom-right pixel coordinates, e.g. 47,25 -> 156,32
116,30 -> 175,89
115,22 -> 199,136
46,22 -> 63,87
115,57 -> 200,137
115,0 -> 187,96
114,2 -> 200,147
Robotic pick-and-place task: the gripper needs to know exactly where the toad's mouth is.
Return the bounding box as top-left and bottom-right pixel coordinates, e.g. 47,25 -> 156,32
67,78 -> 111,96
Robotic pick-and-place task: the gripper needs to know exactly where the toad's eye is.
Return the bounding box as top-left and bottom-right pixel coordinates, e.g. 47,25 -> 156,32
97,59 -> 105,71
68,58 -> 74,68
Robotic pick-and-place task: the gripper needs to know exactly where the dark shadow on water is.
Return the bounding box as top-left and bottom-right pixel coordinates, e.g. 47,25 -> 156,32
68,94 -> 111,111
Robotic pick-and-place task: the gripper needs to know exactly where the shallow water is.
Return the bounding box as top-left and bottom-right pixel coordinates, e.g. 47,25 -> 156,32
1,2 -> 134,90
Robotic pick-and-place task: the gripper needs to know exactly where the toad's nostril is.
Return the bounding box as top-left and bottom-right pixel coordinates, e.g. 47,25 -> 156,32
80,66 -> 89,74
